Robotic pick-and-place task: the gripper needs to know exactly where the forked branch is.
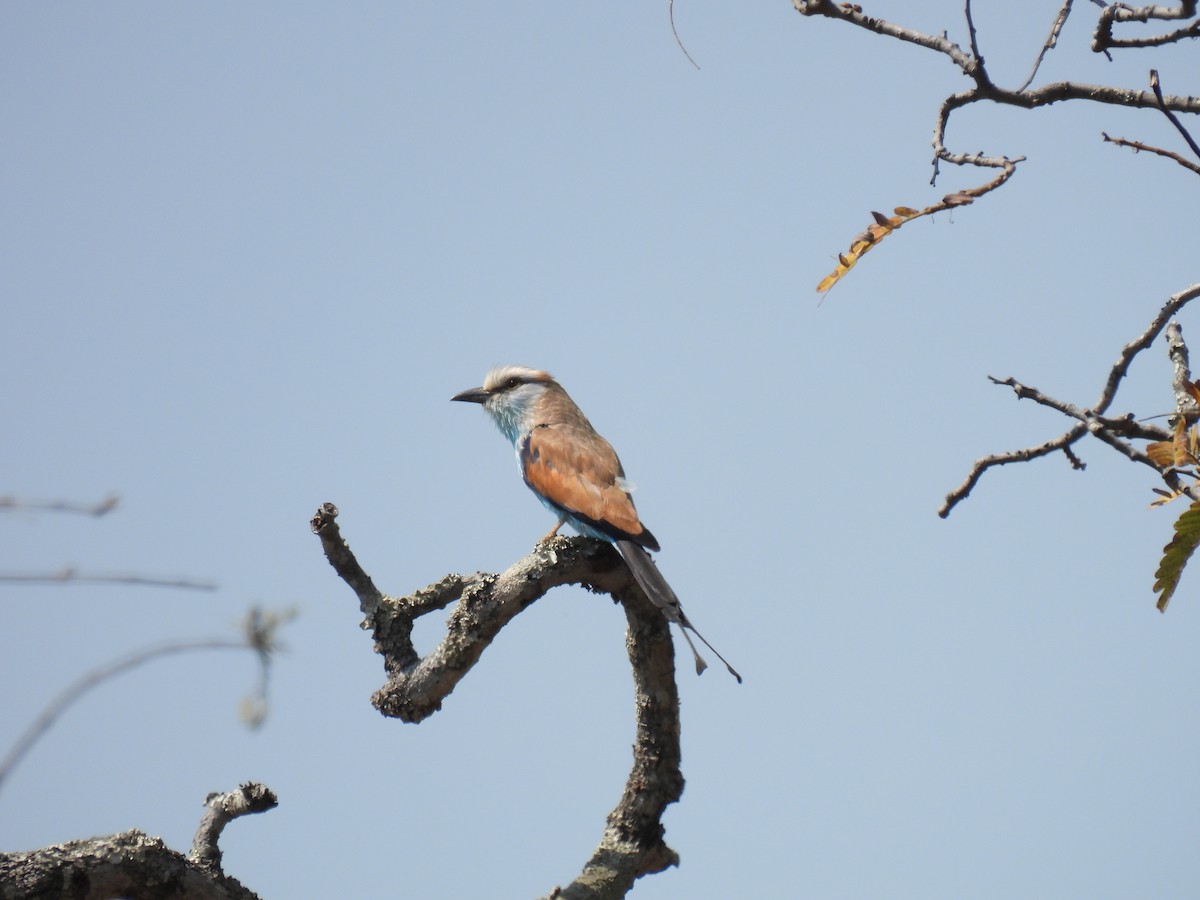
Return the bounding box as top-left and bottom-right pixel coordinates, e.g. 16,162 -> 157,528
797,0 -> 1200,292
940,284 -> 1200,517
311,503 -> 689,898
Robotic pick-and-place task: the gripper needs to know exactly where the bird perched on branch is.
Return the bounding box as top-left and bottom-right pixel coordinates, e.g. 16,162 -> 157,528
452,365 -> 741,682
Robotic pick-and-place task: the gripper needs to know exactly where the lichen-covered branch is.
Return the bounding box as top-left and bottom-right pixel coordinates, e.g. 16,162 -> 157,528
0,611 -> 288,795
191,783 -> 279,872
0,785 -> 276,900
311,503 -> 689,896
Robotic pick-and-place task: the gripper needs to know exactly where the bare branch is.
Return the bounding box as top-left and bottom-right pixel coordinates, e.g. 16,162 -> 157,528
940,285 -> 1200,516
669,0 -> 700,70
190,783 -> 279,872
0,494 -> 119,516
1018,0 -> 1075,92
798,1 -> 1198,283
988,375 -> 1090,418
1102,131 -> 1200,175
792,0 -> 978,76
1166,320 -> 1200,418
963,0 -> 988,84
1097,284 -> 1200,412
796,2 -> 1200,200
1094,0 -> 1200,51
938,423 -> 1089,518
312,503 -> 690,894
1150,69 -> 1200,163
0,611 -> 290,794
0,796 -> 275,900
0,568 -> 217,590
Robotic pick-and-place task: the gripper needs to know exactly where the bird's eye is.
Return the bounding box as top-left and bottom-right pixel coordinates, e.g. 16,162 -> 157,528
505,377 -> 521,389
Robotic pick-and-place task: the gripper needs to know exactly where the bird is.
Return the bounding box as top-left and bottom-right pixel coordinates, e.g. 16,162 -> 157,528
452,365 -> 741,682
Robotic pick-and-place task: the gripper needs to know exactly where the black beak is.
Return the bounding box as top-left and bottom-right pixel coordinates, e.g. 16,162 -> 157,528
451,387 -> 490,404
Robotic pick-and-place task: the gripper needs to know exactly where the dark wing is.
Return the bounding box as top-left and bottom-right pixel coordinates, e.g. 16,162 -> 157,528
520,423 -> 658,549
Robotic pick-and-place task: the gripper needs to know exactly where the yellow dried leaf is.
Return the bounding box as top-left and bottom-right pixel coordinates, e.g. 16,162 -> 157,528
1150,487 -> 1185,508
1146,441 -> 1177,468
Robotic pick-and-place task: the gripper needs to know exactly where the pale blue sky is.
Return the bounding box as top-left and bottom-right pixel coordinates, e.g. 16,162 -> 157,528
3,3 -> 1198,898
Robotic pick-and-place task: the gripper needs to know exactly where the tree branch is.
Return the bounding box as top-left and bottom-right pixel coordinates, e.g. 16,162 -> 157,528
0,610 -> 289,794
796,1 -> 1200,198
940,284 -> 1200,516
0,494 -> 119,517
311,503 -> 689,896
0,784 -> 276,900
0,569 -> 217,590
1102,131 -> 1200,175
1151,69 -> 1200,163
1018,0 -> 1075,92
190,783 -> 279,872
792,0 -> 978,75
1093,1 -> 1199,51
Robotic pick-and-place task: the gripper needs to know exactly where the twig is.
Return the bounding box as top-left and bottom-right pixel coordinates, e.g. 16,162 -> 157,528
1093,0 -> 1200,51
0,494 -> 119,516
190,783 -> 279,872
1102,131 -> 1200,175
1150,69 -> 1200,163
1096,284 -> 1200,411
1018,0 -> 1075,92
963,0 -> 989,85
669,0 -> 700,70
938,423 -> 1089,518
794,1 -> 1200,192
793,0 -> 978,74
940,284 -> 1200,516
0,569 -> 217,591
0,611 -> 289,793
312,503 -> 690,894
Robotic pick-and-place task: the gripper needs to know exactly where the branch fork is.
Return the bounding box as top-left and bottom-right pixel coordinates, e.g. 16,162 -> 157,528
310,503 -> 692,897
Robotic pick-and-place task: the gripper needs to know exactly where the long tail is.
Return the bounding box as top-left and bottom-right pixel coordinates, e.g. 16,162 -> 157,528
614,541 -> 742,683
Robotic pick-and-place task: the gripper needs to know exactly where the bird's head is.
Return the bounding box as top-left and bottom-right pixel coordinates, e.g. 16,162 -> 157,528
452,365 -> 555,444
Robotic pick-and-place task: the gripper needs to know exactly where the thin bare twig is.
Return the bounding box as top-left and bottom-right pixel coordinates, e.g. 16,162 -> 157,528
940,285 -> 1200,517
938,423 -> 1090,518
1150,69 -> 1200,162
1018,0 -> 1075,92
964,0 -> 989,86
669,0 -> 700,70
0,610 -> 290,794
1102,131 -> 1200,175
793,0 -> 978,74
0,495 -> 119,517
1097,284 -> 1200,412
0,569 -> 217,591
